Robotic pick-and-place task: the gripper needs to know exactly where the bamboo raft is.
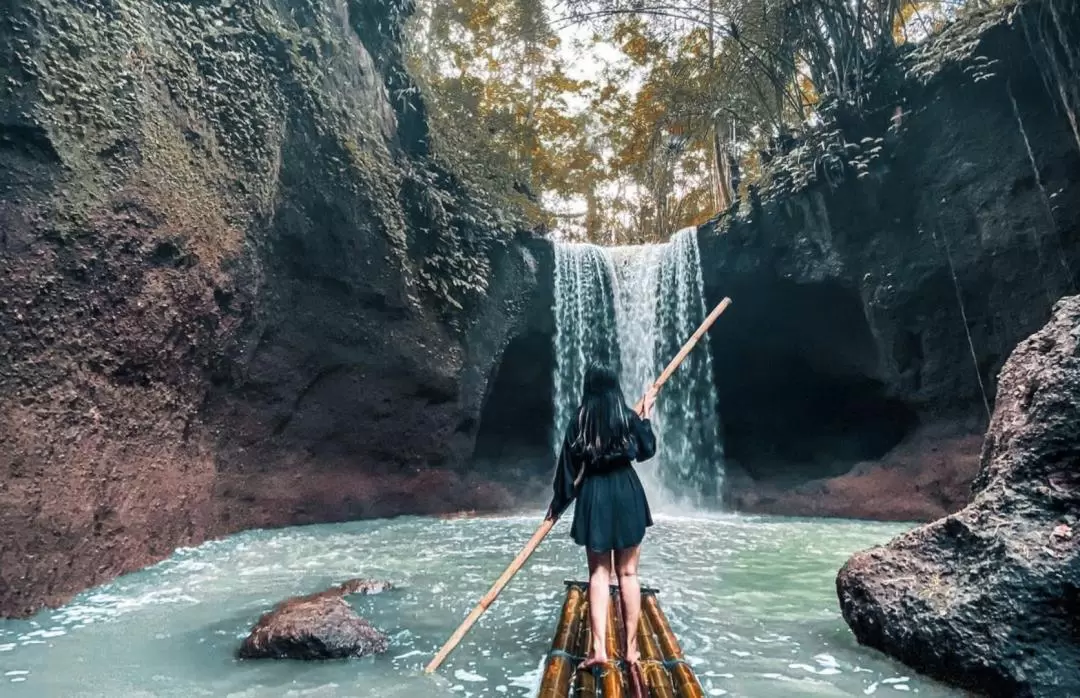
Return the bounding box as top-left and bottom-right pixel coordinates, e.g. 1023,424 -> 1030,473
537,581 -> 704,698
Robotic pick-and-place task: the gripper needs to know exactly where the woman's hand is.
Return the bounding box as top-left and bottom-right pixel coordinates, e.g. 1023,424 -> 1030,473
640,386 -> 658,419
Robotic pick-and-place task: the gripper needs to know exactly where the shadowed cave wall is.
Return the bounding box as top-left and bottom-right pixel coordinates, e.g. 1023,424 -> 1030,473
469,240 -> 557,495
471,330 -> 556,484
710,278 -> 919,484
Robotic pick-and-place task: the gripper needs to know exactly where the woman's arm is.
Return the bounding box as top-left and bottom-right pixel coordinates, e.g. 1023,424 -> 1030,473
546,429 -> 581,520
632,413 -> 657,462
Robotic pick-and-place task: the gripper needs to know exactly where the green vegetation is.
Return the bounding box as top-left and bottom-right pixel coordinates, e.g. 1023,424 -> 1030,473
405,0 -> 1020,244
9,0 -> 1071,315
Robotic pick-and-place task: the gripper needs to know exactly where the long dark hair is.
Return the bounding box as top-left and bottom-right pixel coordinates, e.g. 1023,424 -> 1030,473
571,365 -> 634,460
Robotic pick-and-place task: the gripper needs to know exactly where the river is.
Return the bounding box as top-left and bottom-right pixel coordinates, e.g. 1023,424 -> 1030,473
0,513 -> 959,697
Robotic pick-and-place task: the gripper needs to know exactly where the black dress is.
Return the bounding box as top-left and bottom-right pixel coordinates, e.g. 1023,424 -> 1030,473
548,411 -> 657,553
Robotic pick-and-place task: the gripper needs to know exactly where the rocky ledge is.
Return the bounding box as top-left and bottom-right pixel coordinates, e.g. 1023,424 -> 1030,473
836,296 -> 1080,696
238,579 -> 393,660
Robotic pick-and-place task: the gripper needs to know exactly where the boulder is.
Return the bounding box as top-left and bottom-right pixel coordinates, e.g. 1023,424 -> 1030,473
238,579 -> 393,660
836,296 -> 1080,696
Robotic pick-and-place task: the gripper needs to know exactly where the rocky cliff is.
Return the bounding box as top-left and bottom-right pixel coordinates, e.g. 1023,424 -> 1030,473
836,295 -> 1080,696
698,1 -> 1080,520
0,0 -> 543,617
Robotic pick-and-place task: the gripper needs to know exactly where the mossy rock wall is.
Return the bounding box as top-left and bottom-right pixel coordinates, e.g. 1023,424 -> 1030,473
0,0 -> 540,617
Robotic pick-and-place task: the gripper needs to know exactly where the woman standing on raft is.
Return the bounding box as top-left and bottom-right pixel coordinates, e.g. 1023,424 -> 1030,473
545,365 -> 658,673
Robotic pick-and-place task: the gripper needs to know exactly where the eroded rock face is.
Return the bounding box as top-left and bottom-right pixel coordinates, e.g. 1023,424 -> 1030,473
0,0 -> 545,618
238,579 -> 393,660
836,296 -> 1080,697
700,3 -> 1080,516
728,424 -> 983,522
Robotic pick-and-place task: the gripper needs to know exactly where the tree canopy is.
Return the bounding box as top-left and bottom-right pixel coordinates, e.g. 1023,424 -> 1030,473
406,0 -> 1004,245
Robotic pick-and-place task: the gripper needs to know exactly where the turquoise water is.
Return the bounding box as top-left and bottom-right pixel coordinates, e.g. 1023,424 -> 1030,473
0,513 -> 958,697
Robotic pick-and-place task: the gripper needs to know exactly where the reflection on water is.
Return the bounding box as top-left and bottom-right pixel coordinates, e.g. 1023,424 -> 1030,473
0,513 -> 958,697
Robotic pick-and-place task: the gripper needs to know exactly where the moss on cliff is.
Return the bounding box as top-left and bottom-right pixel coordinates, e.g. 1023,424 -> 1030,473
0,0 -> 517,315
0,0 -> 534,617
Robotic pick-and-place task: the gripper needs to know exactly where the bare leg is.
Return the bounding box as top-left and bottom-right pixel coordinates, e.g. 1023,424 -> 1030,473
580,549 -> 613,669
615,545 -> 642,665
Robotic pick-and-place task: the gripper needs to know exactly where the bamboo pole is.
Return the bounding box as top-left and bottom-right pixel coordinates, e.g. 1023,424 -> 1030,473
615,585 -> 647,698
425,297 -> 733,674
600,592 -> 625,698
630,297 -> 732,415
424,518 -> 555,673
573,594 -> 597,698
643,595 -> 705,698
637,599 -> 676,698
575,661 -> 598,698
599,662 -> 626,696
538,585 -> 585,698
606,588 -> 622,661
554,585 -> 585,652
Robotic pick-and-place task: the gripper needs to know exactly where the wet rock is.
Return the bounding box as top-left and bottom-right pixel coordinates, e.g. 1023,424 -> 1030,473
728,423 -> 983,522
836,296 -> 1080,697
238,579 -> 393,660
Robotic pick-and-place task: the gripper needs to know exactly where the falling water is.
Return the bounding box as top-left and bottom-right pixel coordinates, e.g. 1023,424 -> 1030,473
551,243 -> 621,453
552,228 -> 725,507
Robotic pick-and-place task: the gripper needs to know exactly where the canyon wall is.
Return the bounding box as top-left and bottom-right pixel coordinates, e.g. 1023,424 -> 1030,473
837,294 -> 1080,696
697,3 -> 1080,519
0,0 -> 544,617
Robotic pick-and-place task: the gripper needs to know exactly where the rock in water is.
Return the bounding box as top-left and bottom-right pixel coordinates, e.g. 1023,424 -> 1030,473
837,296 -> 1080,697
238,579 -> 392,660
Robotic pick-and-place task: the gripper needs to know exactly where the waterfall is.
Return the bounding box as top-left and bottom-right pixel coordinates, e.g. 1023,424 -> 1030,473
551,228 -> 725,508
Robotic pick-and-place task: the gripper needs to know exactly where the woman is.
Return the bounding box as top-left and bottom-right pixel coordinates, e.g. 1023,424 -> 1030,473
546,365 -> 658,673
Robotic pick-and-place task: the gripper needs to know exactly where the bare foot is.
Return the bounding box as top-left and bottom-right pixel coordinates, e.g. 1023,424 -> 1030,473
578,653 -> 609,670
625,644 -> 641,665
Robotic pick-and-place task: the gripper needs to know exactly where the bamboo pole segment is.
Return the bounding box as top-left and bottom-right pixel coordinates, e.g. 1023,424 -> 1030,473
606,588 -> 622,661
570,584 -> 591,659
599,662 -> 625,697
425,298 -> 733,674
614,587 -> 648,698
599,589 -> 625,698
636,605 -> 664,661
538,585 -> 586,698
643,595 -> 705,698
643,595 -> 679,660
573,598 -> 597,698
424,517 -> 555,673
574,658 -> 598,697
554,585 -> 586,652
631,296 -> 732,416
637,606 -> 676,698
612,586 -> 630,698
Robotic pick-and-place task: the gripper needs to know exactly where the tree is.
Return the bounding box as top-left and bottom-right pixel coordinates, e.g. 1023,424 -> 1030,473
407,0 -> 1004,245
